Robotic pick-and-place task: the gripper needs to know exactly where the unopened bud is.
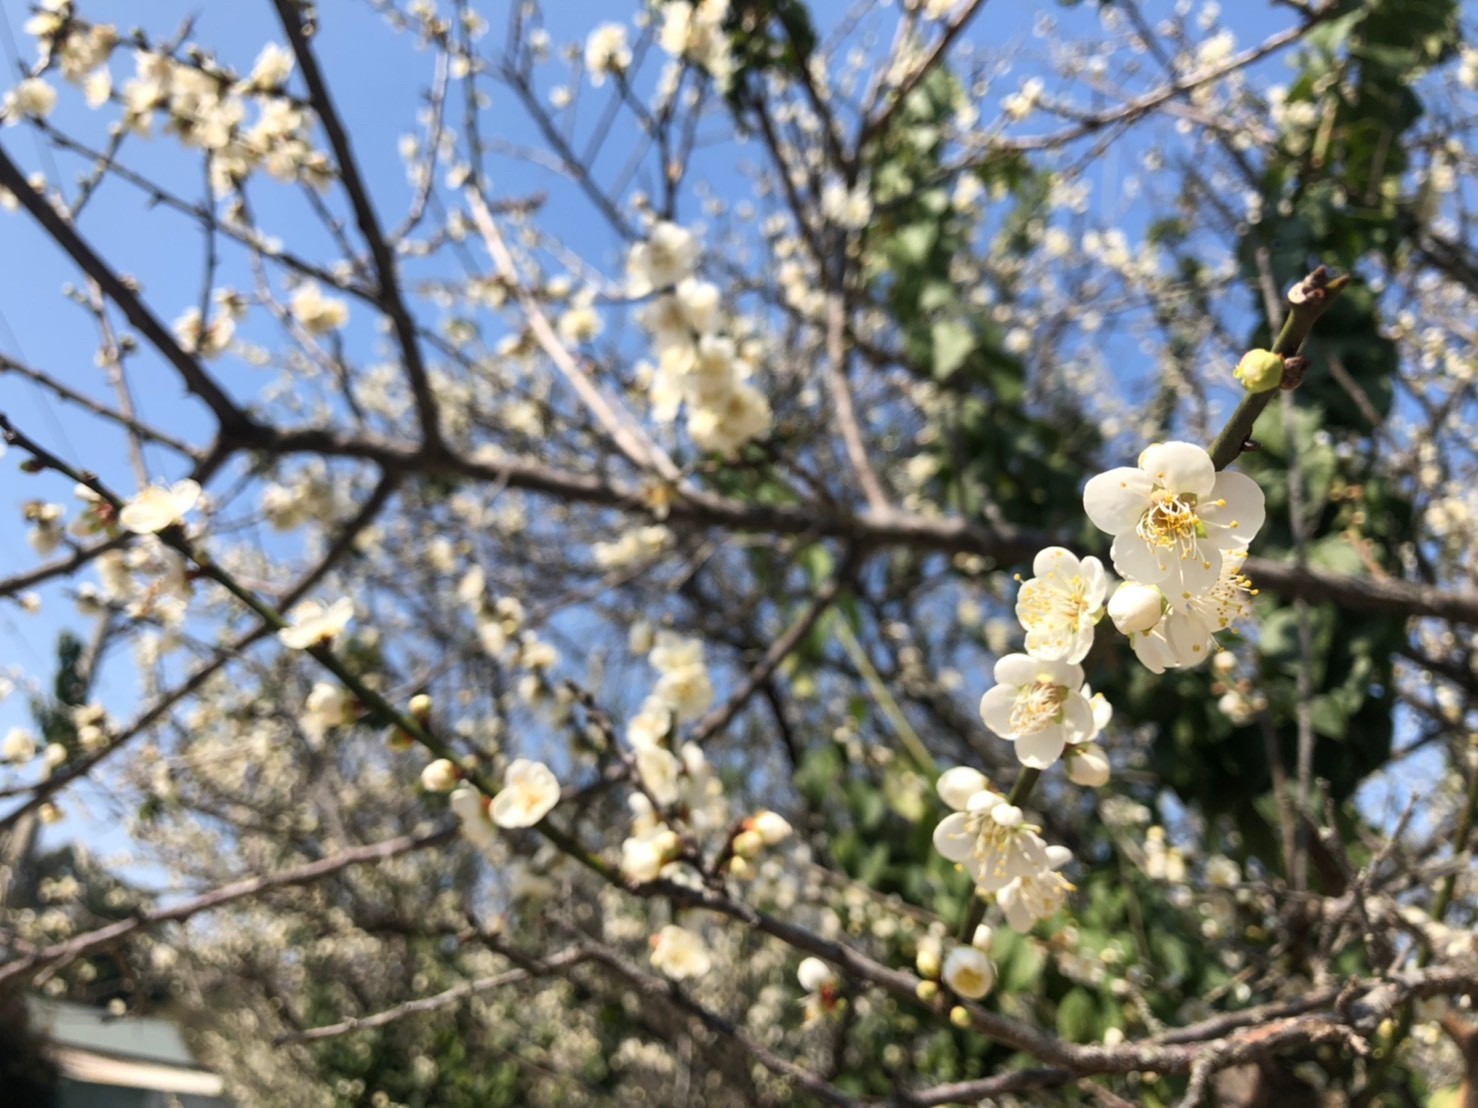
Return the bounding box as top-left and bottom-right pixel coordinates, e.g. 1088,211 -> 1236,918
949,1005 -> 972,1028
1066,742 -> 1111,788
915,980 -> 940,1003
420,758 -> 459,793
1234,348 -> 1283,393
915,943 -> 942,980
750,809 -> 792,845
1108,582 -> 1164,635
731,829 -> 764,859
408,693 -> 432,722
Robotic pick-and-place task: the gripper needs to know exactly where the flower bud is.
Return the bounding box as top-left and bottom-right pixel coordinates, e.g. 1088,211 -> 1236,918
949,1005 -> 972,1028
1066,742 -> 1111,788
727,856 -> 754,880
942,946 -> 996,1000
1108,582 -> 1164,635
1234,348 -> 1284,393
971,923 -> 994,953
797,957 -> 835,992
751,809 -> 792,845
408,693 -> 433,722
731,829 -> 765,859
420,758 -> 459,793
937,766 -> 989,810
915,937 -> 942,980
915,980 -> 940,1003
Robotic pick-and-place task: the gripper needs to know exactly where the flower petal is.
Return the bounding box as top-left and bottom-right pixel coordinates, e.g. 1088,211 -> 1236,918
1140,441 -> 1215,497
979,686 -> 1019,737
1203,471 -> 1266,547
932,812 -> 974,863
993,653 -> 1041,687
1013,725 -> 1066,769
1110,531 -> 1169,584
1083,468 -> 1153,535
1031,545 -> 1078,579
1060,692 -> 1097,745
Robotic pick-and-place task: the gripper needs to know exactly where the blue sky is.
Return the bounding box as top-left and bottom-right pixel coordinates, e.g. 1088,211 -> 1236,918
0,0 -> 1378,865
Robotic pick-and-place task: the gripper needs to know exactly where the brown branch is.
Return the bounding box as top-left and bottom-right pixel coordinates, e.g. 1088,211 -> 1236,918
0,143 -> 258,438
271,0 -> 446,453
0,827 -> 454,989
275,943 -> 592,1045
689,548 -> 860,744
249,426 -> 1478,625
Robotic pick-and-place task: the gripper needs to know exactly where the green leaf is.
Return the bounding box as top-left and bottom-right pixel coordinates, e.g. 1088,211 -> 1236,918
1056,987 -> 1098,1042
931,319 -> 975,380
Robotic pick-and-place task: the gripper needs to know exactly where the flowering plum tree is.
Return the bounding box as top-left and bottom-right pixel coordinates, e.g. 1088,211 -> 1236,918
1,0 -> 1477,1104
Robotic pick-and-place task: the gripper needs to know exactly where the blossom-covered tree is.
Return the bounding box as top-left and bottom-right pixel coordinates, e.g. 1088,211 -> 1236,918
2,0 -> 1477,1103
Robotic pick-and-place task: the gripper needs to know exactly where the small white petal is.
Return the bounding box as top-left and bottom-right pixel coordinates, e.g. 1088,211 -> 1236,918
1083,468 -> 1154,534
937,766 -> 989,810
932,812 -> 974,863
1140,441 -> 1215,497
1013,726 -> 1067,769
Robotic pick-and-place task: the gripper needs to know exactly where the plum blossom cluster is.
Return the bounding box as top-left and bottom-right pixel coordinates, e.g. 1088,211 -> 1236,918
631,222 -> 772,456
655,0 -> 735,91
449,757 -> 561,858
934,442 -> 1266,941
1085,442 -> 1264,673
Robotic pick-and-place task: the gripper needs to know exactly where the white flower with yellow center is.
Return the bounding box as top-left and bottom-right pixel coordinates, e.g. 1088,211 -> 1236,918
978,654 -> 1096,768
490,758 -> 560,828
942,946 -> 996,1000
1014,547 -> 1107,664
1126,549 -> 1257,674
1083,441 -> 1264,598
119,479 -> 201,534
997,845 -> 1075,931
650,924 -> 711,980
277,597 -> 354,650
932,786 -> 1051,894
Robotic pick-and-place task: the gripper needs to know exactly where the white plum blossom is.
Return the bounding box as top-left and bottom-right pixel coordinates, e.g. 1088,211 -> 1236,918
621,824 -> 679,883
657,0 -> 735,90
941,945 -> 996,1000
119,479 -> 201,534
3,728 -> 37,763
450,786 -> 498,854
933,784 -> 1051,893
635,745 -> 682,807
277,597 -> 354,650
648,631 -> 714,721
627,221 -> 700,295
490,758 -> 560,828
1083,441 -> 1264,598
4,78 -> 58,121
173,308 -> 234,357
997,844 -> 1075,931
1126,549 -> 1257,673
585,23 -> 631,85
291,282 -> 350,335
650,924 -> 711,979
1014,547 -> 1108,663
978,654 -> 1096,768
